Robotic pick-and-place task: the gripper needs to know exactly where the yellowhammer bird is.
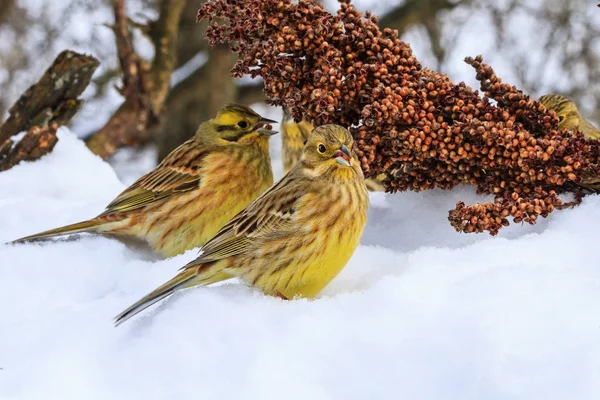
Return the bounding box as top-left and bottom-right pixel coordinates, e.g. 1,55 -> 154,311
539,94 -> 600,139
281,107 -> 314,174
115,124 -> 369,325
281,107 -> 386,191
11,104 -> 277,258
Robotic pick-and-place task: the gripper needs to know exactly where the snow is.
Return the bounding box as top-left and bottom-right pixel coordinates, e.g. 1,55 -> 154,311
2,0 -> 600,397
1,126 -> 600,399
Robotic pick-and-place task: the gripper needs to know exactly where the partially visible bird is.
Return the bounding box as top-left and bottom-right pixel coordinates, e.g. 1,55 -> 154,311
281,107 -> 386,191
539,94 -> 600,139
11,104 -> 277,258
280,107 -> 315,174
115,124 -> 369,325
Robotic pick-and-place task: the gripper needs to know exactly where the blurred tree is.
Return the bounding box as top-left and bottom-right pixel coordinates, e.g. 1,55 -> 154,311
378,0 -> 469,70
152,0 -> 263,159
0,0 -> 57,118
438,0 -> 600,123
84,0 -> 186,159
0,0 -> 16,24
0,0 -> 599,164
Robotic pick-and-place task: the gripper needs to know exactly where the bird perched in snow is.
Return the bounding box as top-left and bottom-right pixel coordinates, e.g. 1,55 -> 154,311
115,124 -> 369,325
281,107 -> 386,191
538,94 -> 600,139
11,104 -> 277,258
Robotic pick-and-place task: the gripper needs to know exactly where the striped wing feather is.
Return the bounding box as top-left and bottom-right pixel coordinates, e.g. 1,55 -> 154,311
99,139 -> 207,216
186,174 -> 304,266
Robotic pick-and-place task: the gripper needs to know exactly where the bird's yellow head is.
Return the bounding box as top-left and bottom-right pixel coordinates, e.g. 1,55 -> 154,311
299,124 -> 364,181
538,94 -> 580,131
200,103 -> 278,147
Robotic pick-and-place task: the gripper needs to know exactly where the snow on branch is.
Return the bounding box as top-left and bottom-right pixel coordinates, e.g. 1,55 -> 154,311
0,50 -> 99,145
0,50 -> 99,171
0,123 -> 59,172
197,0 -> 600,235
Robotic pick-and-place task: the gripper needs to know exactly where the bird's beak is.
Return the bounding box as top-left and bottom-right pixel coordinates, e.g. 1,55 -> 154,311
260,117 -> 277,124
333,144 -> 352,167
256,117 -> 278,136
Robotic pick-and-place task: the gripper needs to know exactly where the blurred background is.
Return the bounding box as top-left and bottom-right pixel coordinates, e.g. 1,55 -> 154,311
1,0 -> 599,182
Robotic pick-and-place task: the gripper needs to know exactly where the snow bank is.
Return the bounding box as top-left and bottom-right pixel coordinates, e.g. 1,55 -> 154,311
1,127 -> 599,400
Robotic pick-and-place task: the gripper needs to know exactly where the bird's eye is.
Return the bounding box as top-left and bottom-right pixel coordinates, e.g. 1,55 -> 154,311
558,115 -> 565,122
318,144 -> 326,153
237,121 -> 248,129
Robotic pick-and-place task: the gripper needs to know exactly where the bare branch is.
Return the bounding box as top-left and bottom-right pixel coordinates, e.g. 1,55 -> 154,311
0,50 -> 100,145
85,0 -> 186,159
154,43 -> 238,159
0,0 -> 16,26
147,0 -> 187,116
0,122 -> 59,172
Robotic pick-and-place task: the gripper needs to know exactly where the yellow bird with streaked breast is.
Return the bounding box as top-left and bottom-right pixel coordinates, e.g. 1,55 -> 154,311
281,107 -> 386,191
115,124 -> 369,325
11,104 -> 277,258
539,94 -> 600,139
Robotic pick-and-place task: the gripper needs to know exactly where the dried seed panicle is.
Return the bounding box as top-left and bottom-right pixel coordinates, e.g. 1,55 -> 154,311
198,0 -> 600,235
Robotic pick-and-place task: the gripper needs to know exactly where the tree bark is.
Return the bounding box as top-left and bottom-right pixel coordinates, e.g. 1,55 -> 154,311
175,0 -> 209,66
0,50 -> 99,145
0,0 -> 16,26
85,0 -> 186,159
156,43 -> 237,159
0,122 -> 59,171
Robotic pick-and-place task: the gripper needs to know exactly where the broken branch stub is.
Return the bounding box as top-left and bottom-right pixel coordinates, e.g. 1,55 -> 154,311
0,50 -> 99,172
0,50 -> 100,144
0,122 -> 59,171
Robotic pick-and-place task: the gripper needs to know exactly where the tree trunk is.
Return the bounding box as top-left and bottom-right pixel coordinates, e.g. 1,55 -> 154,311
85,0 -> 186,159
156,43 -> 237,160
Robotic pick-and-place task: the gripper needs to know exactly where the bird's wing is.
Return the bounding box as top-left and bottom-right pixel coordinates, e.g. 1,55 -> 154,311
186,174 -> 306,266
99,139 -> 209,216
580,117 -> 600,139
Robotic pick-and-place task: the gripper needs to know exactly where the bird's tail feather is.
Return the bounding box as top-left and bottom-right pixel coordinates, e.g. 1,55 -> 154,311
9,219 -> 103,244
114,263 -> 229,326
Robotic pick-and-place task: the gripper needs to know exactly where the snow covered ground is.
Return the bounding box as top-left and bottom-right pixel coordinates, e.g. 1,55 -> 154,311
1,124 -> 600,400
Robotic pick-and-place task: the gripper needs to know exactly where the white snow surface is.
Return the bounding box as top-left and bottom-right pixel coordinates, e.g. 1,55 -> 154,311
1,127 -> 600,399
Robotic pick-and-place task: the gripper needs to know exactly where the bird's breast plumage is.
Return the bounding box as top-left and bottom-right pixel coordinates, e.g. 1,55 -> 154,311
133,144 -> 273,256
229,174 -> 369,299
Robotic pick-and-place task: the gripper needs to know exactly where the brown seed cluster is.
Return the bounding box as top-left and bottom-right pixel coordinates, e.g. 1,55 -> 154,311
197,0 -> 600,235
